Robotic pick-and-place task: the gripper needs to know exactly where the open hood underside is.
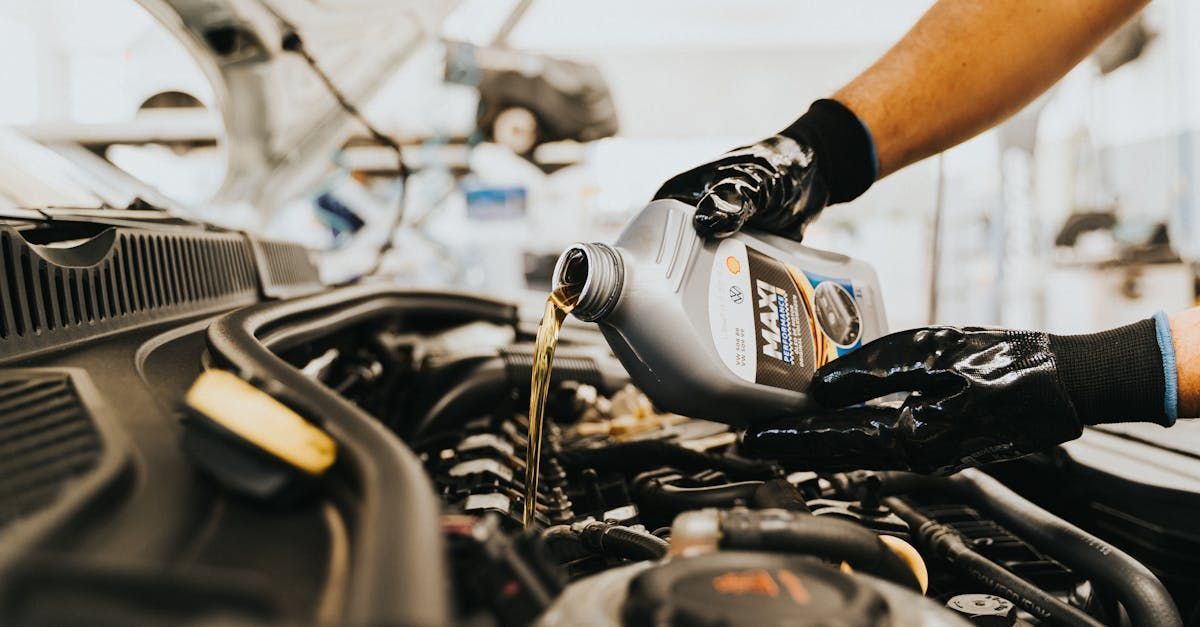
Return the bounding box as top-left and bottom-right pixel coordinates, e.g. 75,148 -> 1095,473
136,0 -> 458,219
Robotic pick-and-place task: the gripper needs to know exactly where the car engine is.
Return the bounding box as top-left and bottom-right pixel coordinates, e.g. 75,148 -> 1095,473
381,317 -> 1164,627
0,223 -> 1196,626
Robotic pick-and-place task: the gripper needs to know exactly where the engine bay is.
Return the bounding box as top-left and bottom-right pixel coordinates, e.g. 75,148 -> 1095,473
0,230 -> 1196,626
231,287 -> 1190,626
384,330 -> 1142,626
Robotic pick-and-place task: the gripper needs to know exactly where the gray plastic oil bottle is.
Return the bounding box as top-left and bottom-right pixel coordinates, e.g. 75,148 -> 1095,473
552,199 -> 888,425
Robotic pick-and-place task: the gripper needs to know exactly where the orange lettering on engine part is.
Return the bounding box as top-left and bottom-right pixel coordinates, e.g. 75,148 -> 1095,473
775,569 -> 811,605
711,569 -> 779,597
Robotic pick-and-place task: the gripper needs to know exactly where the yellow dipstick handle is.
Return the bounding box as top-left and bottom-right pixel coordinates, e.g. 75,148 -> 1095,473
880,534 -> 929,594
185,370 -> 337,475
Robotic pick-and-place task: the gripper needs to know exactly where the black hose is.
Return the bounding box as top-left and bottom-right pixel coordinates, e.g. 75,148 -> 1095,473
559,440 -> 780,480
752,478 -> 811,513
717,509 -> 919,591
871,471 -> 949,494
952,469 -> 1182,627
413,356 -> 509,436
575,521 -> 669,561
206,287 -> 483,626
851,469 -> 1181,626
884,497 -> 1104,627
637,477 -> 763,511
411,347 -> 629,437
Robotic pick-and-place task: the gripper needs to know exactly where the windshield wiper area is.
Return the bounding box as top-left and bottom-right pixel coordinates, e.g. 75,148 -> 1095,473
0,199 -> 213,241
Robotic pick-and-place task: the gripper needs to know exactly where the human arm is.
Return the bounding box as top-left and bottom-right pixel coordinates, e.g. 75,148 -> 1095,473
658,0 -> 1150,240
1171,308 -> 1200,417
838,0 -> 1149,176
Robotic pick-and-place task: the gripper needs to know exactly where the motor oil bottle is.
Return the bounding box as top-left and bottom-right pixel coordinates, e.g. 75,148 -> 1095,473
551,198 -> 888,425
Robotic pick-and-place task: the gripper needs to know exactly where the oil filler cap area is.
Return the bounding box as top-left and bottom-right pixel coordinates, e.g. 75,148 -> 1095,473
181,370 -> 337,502
620,551 -> 889,627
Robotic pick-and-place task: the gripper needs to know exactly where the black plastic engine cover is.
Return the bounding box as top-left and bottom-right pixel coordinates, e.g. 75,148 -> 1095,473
622,552 -> 890,627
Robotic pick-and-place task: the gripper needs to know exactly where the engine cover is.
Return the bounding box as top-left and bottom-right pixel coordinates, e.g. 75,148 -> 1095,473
538,551 -> 969,627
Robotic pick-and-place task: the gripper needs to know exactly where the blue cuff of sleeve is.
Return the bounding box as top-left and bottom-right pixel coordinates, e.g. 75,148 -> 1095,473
856,117 -> 880,182
1153,311 -> 1179,426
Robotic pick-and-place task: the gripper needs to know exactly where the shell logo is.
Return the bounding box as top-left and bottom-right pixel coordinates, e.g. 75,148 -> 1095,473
725,256 -> 741,275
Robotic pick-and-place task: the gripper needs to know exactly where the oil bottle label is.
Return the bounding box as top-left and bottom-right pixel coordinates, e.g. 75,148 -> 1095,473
709,239 -> 864,392
709,239 -> 758,384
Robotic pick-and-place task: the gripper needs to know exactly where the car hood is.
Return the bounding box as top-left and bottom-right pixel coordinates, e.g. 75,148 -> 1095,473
135,0 -> 458,219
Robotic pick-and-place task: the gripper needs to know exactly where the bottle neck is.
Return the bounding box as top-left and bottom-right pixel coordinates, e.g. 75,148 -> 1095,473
552,242 -> 624,322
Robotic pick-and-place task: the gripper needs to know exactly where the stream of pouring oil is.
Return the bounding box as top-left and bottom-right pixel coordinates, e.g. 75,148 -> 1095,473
523,286 -> 577,527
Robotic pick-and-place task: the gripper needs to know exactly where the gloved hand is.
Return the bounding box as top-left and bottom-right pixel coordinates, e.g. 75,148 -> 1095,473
654,99 -> 878,241
742,319 -> 1175,475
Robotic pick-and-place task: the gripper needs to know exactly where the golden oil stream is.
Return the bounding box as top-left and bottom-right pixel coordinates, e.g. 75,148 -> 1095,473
523,286 -> 578,527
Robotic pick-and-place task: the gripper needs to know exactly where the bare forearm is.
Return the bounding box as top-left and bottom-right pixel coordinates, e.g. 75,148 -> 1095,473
1171,308 -> 1200,418
835,0 -> 1148,177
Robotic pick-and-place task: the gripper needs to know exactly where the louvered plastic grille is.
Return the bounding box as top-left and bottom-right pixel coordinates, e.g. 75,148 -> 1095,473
918,502 -> 1080,592
0,229 -> 260,362
0,373 -> 101,527
251,238 -> 322,298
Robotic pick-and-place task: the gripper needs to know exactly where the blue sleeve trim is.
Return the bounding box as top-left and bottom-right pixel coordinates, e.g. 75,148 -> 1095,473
857,117 -> 880,182
1153,311 -> 1179,426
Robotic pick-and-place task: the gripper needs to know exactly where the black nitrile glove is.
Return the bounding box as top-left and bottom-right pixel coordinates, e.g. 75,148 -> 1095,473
654,99 -> 877,241
742,319 -> 1174,475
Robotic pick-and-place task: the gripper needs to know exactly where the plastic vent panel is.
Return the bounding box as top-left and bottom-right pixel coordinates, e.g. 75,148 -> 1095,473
0,227 -> 259,363
248,237 -> 322,299
0,372 -> 103,528
917,502 -> 1081,593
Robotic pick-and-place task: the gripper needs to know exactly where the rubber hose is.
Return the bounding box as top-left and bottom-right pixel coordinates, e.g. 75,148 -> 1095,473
952,468 -> 1182,627
718,509 -> 919,591
638,480 -> 763,512
884,497 -> 1104,627
559,440 -> 779,480
542,525 -> 577,543
414,347 -> 628,437
414,357 -> 508,436
578,522 -> 669,561
752,478 -> 811,512
865,471 -> 950,497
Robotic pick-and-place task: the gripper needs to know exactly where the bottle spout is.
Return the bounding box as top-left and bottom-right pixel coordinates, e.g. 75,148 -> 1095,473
552,243 -> 624,322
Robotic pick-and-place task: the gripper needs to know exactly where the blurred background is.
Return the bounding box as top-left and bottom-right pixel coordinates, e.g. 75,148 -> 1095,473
1,0 -> 1197,332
